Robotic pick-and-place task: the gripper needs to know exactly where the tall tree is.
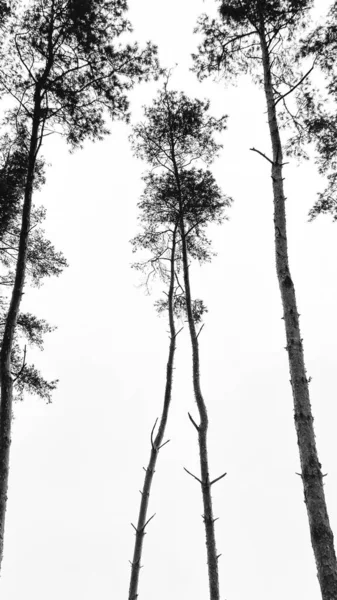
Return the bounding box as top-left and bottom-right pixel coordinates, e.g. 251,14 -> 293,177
0,0 -> 158,570
128,211 -> 180,600
131,86 -> 231,600
295,1 -> 337,221
193,2 -> 337,598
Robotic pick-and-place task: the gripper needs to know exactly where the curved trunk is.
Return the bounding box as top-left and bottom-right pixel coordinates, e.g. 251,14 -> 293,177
169,142 -> 220,599
128,229 -> 178,600
0,92 -> 41,569
259,17 -> 337,599
178,208 -> 220,600
180,219 -> 220,600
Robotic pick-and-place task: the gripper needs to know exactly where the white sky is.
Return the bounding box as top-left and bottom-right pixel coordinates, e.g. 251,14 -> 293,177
1,0 -> 337,598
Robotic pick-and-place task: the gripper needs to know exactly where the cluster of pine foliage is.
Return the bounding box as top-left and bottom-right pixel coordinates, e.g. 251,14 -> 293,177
1,1 -> 337,599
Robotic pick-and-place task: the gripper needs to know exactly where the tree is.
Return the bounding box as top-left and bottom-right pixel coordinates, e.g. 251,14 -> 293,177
193,2 -> 337,598
0,0 -> 158,570
128,208 -> 180,600
131,84 -> 231,600
294,2 -> 337,221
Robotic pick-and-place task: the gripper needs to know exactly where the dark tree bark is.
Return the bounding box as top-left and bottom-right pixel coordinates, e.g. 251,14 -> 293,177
128,229 -> 178,600
258,13 -> 337,599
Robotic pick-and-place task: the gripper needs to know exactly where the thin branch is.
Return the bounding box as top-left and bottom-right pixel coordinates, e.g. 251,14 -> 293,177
150,418 -> 158,450
188,412 -> 200,431
210,472 -> 227,486
173,326 -> 183,339
142,513 -> 156,531
274,63 -> 315,107
184,467 -> 202,485
158,439 -> 170,450
250,147 -> 274,165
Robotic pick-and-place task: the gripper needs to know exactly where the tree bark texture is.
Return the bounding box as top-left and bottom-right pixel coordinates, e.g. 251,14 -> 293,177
259,16 -> 337,599
128,230 -> 177,600
0,92 -> 41,569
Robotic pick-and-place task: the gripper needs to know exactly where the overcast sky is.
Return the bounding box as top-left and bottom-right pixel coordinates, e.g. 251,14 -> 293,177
1,0 -> 337,599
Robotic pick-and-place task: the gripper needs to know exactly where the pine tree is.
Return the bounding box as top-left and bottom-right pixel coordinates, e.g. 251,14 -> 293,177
0,0 -> 158,570
131,83 -> 231,600
193,2 -> 337,597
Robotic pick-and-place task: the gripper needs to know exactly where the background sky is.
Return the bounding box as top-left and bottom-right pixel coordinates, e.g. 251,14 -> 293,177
1,0 -> 337,598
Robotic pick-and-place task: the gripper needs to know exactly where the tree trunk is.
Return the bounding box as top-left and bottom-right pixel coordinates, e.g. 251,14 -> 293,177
0,92 -> 41,569
128,230 -> 177,600
259,16 -> 337,599
169,142 -> 220,599
178,212 -> 220,600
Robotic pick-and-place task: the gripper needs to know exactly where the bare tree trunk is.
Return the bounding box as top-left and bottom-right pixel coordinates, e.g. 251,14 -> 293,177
128,229 -> 178,600
0,92 -> 41,569
259,16 -> 337,599
178,214 -> 220,600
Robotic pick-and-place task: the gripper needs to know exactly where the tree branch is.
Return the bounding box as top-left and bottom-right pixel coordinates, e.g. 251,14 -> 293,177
210,472 -> 227,486
250,147 -> 274,164
184,467 -> 202,485
274,62 -> 316,107
188,412 -> 200,431
150,418 -> 158,450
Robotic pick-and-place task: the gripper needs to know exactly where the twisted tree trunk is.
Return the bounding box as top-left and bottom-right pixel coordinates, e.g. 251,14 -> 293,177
259,16 -> 337,599
0,91 -> 41,569
128,229 -> 178,600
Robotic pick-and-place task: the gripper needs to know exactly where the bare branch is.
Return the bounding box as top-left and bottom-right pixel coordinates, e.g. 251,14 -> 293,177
150,418 -> 158,450
158,439 -> 170,450
184,467 -> 202,485
173,326 -> 183,339
188,412 -> 200,431
142,513 -> 156,531
250,147 -> 274,165
210,472 -> 227,486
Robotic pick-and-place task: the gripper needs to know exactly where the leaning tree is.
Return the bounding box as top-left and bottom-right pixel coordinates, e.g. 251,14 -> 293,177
0,0 -> 158,570
193,2 -> 337,598
131,84 -> 231,600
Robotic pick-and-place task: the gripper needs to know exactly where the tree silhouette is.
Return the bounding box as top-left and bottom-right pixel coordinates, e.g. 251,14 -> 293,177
131,83 -> 231,600
193,2 -> 337,598
128,212 -> 180,600
0,0 -> 158,570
